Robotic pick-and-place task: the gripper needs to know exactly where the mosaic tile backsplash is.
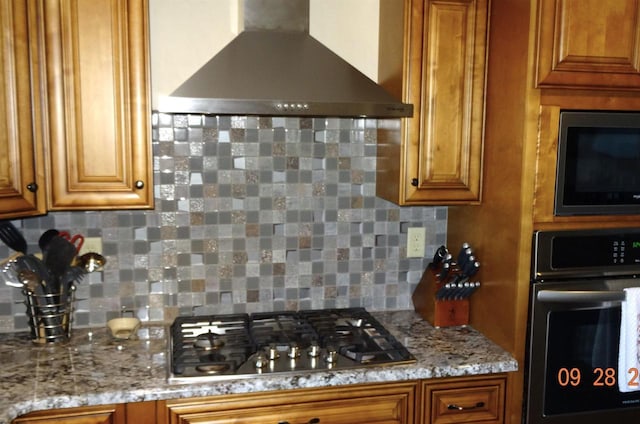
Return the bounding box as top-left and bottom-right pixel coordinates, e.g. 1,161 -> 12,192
0,114 -> 446,332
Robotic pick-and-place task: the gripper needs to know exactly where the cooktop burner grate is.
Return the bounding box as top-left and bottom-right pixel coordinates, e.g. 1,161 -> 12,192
168,307 -> 415,383
249,311 -> 319,348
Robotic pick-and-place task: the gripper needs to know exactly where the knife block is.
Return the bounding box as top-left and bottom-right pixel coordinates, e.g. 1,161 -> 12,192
412,267 -> 470,327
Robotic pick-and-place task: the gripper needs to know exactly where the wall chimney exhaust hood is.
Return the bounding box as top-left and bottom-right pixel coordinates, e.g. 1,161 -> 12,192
157,0 -> 412,118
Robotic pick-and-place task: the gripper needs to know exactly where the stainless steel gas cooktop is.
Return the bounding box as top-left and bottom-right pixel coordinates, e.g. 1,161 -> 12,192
168,307 -> 415,383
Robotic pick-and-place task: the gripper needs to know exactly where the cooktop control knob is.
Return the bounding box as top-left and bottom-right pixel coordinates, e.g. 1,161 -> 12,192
267,344 -> 280,360
254,353 -> 267,369
325,348 -> 338,363
307,343 -> 321,357
288,343 -> 301,358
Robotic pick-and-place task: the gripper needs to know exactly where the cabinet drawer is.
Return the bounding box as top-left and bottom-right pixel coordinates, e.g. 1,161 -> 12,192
163,382 -> 417,424
423,376 -> 505,423
13,404 -> 125,424
170,396 -> 407,424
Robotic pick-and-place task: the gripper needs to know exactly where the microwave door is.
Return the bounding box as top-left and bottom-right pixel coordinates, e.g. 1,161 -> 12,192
554,110 -> 640,216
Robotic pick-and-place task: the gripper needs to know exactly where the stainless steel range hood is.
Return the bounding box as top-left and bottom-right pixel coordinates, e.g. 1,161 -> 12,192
157,0 -> 412,118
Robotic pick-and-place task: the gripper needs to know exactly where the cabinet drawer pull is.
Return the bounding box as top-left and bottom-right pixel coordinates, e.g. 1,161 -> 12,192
277,419 -> 320,424
447,401 -> 485,411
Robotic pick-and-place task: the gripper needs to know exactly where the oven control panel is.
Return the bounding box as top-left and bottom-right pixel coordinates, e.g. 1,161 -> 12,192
533,228 -> 640,279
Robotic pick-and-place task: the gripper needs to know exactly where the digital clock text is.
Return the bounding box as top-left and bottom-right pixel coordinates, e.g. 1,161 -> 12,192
557,367 -> 640,388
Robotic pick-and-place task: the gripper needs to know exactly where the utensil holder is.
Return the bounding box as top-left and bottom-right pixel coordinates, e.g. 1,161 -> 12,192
412,268 -> 470,327
23,286 -> 75,344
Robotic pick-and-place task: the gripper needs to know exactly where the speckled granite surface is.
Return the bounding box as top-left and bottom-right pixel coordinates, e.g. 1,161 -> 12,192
0,310 -> 517,423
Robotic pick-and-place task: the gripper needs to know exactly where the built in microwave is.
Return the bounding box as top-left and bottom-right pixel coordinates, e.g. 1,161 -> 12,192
555,110 -> 640,216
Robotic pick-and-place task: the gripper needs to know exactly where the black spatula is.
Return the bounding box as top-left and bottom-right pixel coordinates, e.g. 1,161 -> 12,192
0,221 -> 28,254
38,229 -> 59,252
43,236 -> 78,295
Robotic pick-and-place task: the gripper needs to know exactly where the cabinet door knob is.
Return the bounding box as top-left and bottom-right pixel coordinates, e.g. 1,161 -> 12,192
26,182 -> 38,192
134,180 -> 144,189
411,178 -> 419,187
447,401 -> 485,411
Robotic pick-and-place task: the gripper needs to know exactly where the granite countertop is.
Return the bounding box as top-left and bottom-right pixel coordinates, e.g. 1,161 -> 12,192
0,310 -> 518,423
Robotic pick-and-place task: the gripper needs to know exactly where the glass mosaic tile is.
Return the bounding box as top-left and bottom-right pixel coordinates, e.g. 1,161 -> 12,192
0,113 -> 447,332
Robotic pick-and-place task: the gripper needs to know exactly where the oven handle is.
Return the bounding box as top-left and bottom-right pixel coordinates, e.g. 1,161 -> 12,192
537,289 -> 626,303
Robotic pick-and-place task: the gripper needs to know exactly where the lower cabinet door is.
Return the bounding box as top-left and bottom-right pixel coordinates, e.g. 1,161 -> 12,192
163,382 -> 417,424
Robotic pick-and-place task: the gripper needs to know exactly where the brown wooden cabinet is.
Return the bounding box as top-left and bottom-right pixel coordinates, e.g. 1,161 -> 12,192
41,0 -> 153,210
0,0 -> 46,219
0,0 -> 153,219
420,375 -> 506,424
535,0 -> 640,90
532,97 -> 640,229
446,1 -> 640,423
13,402 -> 156,424
161,382 -> 417,424
377,0 -> 489,205
12,376 -> 508,424
12,404 -> 126,424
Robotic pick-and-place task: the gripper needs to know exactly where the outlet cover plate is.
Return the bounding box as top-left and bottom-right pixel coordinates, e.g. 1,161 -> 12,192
407,227 -> 426,258
79,237 -> 102,256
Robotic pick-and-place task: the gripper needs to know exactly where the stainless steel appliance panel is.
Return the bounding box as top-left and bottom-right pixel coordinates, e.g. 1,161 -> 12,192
525,228 -> 640,424
168,307 -> 415,383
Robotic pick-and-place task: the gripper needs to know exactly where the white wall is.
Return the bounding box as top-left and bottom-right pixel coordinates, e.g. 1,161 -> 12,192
149,0 -> 380,108
309,0 -> 379,81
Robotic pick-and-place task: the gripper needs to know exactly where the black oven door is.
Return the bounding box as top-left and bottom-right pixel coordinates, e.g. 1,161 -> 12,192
526,280 -> 640,424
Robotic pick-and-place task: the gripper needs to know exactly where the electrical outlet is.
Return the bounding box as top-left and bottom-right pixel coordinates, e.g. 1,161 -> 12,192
407,227 -> 426,258
79,237 -> 102,256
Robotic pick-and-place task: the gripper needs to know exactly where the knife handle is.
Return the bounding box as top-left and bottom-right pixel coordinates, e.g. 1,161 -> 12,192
457,282 -> 469,300
463,260 -> 480,278
456,244 -> 472,267
435,283 -> 449,300
458,281 -> 480,299
465,282 -> 481,298
437,262 -> 451,281
430,245 -> 449,269
448,281 -> 466,300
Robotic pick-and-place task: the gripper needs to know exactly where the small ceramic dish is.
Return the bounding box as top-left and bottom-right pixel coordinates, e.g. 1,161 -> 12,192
107,317 -> 141,340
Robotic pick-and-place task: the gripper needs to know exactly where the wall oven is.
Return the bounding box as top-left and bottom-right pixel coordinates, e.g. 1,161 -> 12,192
525,228 -> 640,424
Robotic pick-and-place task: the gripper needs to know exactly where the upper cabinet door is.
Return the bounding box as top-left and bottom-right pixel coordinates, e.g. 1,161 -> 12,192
42,0 -> 153,210
377,0 -> 489,205
0,0 -> 46,219
536,0 -> 640,90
